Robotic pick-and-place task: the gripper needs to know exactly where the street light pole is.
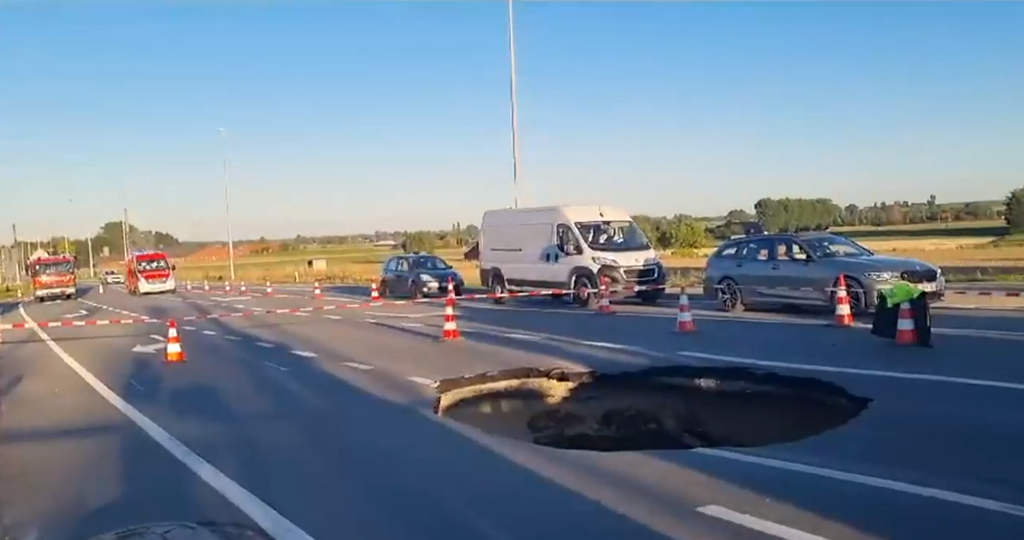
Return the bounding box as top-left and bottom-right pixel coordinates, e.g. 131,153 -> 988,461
218,128 -> 236,281
507,0 -> 522,209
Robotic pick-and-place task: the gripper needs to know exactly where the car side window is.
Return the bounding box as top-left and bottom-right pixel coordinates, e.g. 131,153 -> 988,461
715,244 -> 739,259
384,258 -> 395,272
740,239 -> 773,261
556,224 -> 581,255
396,259 -> 410,272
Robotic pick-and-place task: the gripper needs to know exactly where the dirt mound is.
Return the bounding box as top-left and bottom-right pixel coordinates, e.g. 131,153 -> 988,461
183,242 -> 280,261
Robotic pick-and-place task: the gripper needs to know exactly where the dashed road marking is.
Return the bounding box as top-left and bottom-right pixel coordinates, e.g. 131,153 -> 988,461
399,322 -> 424,328
342,362 -> 374,370
323,315 -> 342,320
202,330 -> 218,336
697,449 -> 1024,518
224,335 -> 242,341
264,361 -> 290,372
183,326 -> 197,330
18,304 -> 316,540
502,333 -> 542,340
696,505 -> 828,540
149,334 -> 166,342
256,342 -> 275,348
407,376 -> 436,387
290,350 -> 317,358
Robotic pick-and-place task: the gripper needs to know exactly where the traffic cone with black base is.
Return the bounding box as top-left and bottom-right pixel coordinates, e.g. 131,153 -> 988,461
164,319 -> 186,363
895,302 -> 917,345
833,275 -> 854,327
440,278 -> 462,342
676,292 -> 696,333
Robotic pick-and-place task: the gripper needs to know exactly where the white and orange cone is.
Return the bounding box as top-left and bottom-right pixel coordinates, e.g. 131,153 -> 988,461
203,279 -> 210,293
164,319 -> 186,363
895,301 -> 917,345
98,280 -> 105,294
676,292 -> 696,333
186,280 -> 193,292
313,280 -> 323,299
370,281 -> 381,302
265,279 -> 273,296
596,277 -> 615,314
240,281 -> 248,294
224,281 -> 231,293
440,278 -> 462,341
833,275 -> 853,327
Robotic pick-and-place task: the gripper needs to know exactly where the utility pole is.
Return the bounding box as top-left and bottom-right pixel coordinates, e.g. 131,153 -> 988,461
122,208 -> 131,259
12,223 -> 21,284
218,128 -> 236,281
87,236 -> 95,278
507,0 -> 522,209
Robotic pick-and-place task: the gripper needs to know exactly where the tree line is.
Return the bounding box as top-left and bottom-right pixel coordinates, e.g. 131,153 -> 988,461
5,221 -> 182,267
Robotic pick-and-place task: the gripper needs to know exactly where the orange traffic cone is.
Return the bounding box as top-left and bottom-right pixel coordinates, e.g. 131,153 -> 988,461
833,275 -> 854,327
185,280 -> 192,292
370,281 -> 381,302
440,279 -> 462,341
164,319 -> 186,363
596,277 -> 615,314
240,281 -> 248,294
224,281 -> 231,293
676,292 -> 696,333
895,302 -> 917,345
98,280 -> 105,294
265,279 -> 273,296
203,279 -> 210,293
313,280 -> 323,299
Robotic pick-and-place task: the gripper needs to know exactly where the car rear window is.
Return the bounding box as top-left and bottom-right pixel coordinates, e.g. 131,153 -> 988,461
713,243 -> 740,259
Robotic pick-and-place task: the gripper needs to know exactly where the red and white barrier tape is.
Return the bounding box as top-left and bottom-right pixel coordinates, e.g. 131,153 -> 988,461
0,284 -> 667,330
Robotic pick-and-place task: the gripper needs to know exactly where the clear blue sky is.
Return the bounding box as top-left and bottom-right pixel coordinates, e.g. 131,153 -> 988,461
2,1 -> 1022,242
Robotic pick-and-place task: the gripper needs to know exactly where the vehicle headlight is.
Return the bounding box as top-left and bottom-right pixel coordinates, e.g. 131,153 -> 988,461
419,274 -> 435,282
864,271 -> 898,282
592,257 -> 619,267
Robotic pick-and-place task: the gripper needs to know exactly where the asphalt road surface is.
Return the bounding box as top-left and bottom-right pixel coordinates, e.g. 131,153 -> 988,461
1,283 -> 1023,540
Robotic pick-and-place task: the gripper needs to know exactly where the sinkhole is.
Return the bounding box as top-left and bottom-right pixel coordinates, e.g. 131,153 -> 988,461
434,365 -> 871,452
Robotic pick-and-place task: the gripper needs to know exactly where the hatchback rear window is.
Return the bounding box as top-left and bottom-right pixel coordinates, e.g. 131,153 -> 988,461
713,244 -> 740,259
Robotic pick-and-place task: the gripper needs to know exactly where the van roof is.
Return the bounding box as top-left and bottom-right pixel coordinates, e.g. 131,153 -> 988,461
482,205 -> 633,223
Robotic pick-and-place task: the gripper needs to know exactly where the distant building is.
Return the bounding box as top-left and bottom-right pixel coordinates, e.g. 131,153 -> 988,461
373,240 -> 397,247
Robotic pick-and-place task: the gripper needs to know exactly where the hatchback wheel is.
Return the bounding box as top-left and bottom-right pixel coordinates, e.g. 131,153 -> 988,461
718,278 -> 745,312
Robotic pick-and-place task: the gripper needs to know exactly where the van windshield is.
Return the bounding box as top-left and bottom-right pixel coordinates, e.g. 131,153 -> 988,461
137,258 -> 170,272
575,221 -> 651,252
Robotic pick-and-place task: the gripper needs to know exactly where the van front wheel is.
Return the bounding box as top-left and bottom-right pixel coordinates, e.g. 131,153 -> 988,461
573,275 -> 596,308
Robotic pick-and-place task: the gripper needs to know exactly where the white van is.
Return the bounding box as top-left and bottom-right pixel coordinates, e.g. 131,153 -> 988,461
479,205 -> 665,306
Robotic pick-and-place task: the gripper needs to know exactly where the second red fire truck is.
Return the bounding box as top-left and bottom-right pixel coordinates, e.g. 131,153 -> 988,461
125,249 -> 178,295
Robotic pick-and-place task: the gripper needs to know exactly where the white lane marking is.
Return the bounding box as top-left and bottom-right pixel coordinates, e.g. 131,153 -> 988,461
342,362 -> 374,370
697,449 -> 1024,518
399,322 -> 424,328
290,350 -> 317,358
224,336 -> 242,341
364,311 -> 439,319
323,315 -> 342,320
292,312 -> 310,317
130,380 -> 144,391
233,304 -> 248,309
407,376 -> 436,387
149,334 -> 167,342
183,326 -> 197,330
676,351 -> 1024,391
264,361 -> 290,372
256,342 -> 275,348
579,340 -> 631,350
503,333 -> 542,340
202,330 -> 218,336
696,505 -> 828,540
364,319 -> 378,323
18,304 -> 315,540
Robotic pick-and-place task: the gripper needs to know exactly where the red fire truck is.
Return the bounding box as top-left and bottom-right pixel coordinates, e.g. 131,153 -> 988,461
126,249 -> 178,295
27,252 -> 79,301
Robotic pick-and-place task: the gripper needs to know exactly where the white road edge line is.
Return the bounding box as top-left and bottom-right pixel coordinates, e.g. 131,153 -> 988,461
697,449 -> 1024,518
696,505 -> 828,540
677,351 -> 1024,391
18,304 -> 315,540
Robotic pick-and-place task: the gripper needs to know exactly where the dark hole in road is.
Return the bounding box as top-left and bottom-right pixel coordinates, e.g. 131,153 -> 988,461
434,366 -> 871,452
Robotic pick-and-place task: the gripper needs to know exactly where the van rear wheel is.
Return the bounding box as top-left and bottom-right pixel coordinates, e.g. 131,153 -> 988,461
573,275 -> 596,308
490,275 -> 508,305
